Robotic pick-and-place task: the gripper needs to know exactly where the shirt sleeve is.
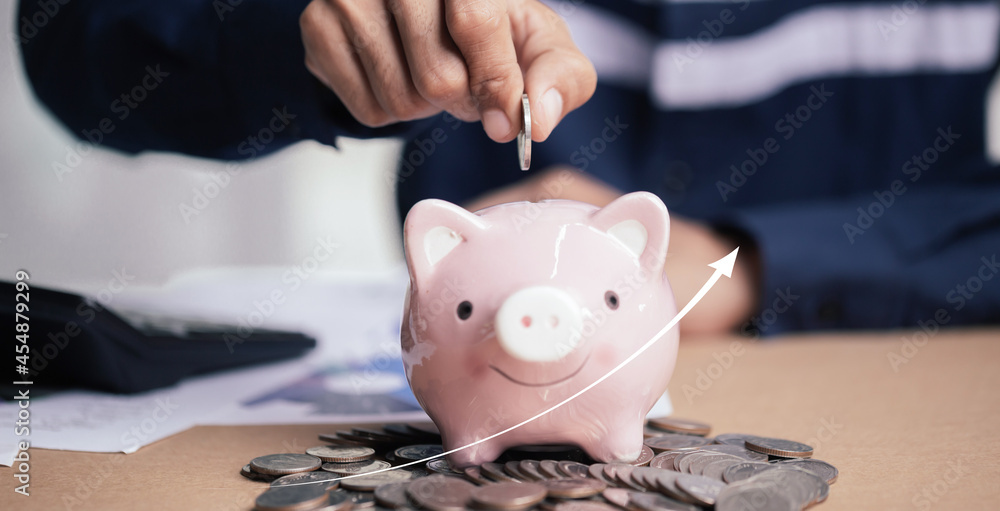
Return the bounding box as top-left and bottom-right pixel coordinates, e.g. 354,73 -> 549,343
714,179 -> 1000,336
17,0 -> 423,159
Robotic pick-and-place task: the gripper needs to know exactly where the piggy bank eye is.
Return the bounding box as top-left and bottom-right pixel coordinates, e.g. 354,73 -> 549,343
604,291 -> 619,310
457,301 -> 473,320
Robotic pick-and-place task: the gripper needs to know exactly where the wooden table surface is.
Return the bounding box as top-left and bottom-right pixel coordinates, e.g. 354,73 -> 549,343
3,328 -> 998,510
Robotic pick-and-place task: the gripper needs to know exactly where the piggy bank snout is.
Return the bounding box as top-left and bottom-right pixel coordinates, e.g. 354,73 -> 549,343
495,286 -> 584,362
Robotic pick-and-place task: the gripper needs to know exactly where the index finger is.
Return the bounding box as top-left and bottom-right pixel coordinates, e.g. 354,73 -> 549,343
445,0 -> 524,142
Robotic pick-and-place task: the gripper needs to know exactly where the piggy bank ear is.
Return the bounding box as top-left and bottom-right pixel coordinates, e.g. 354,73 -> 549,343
403,199 -> 487,284
590,192 -> 670,271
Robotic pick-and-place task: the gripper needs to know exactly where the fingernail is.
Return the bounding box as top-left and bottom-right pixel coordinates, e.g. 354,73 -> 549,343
541,88 -> 563,132
482,109 -> 511,141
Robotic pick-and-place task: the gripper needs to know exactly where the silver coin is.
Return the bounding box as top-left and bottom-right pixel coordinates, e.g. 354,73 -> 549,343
698,444 -> 769,462
644,434 -> 712,453
689,453 -> 743,476
542,478 -> 607,498
538,459 -> 564,479
251,453 -> 323,476
649,452 -> 683,471
426,458 -> 464,477
394,444 -> 444,462
715,481 -> 798,511
556,460 -> 590,479
307,445 -> 375,463
518,459 -> 547,481
470,481 -> 547,509
271,470 -> 342,490
373,481 -> 412,509
505,460 -> 532,481
752,466 -> 829,507
323,459 -> 391,476
461,466 -> 492,486
723,462 -> 774,483
601,488 -> 634,509
744,436 -> 814,458
777,458 -> 839,484
340,469 -> 413,492
713,433 -> 756,448
407,474 -> 476,511
629,492 -> 701,511
701,458 -> 743,481
481,462 -> 520,483
518,93 -> 531,171
675,473 -> 726,506
254,485 -> 330,511
241,464 -> 279,483
319,490 -> 353,511
343,490 -> 376,509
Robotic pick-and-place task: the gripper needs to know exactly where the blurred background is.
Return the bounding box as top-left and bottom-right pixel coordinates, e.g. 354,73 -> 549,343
3,2 -> 1000,298
0,3 -> 407,298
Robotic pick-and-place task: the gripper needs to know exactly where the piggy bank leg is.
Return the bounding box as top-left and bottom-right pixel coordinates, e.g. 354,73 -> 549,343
444,437 -> 508,468
578,422 -> 646,463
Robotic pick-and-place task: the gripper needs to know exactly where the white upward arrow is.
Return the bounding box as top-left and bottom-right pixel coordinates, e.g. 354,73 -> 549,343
300,248 -> 741,486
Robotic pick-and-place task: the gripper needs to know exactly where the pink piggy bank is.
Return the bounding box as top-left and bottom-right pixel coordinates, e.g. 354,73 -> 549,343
400,191 -> 678,467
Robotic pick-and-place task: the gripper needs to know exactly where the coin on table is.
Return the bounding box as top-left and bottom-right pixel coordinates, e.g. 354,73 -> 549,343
630,445 -> 655,467
394,444 -> 445,462
601,488 -> 633,509
427,458 -> 464,476
629,467 -> 663,491
649,452 -> 683,470
307,445 -> 375,463
470,481 -> 547,510
722,461 -> 774,483
481,462 -> 520,483
505,460 -> 531,481
604,463 -> 645,492
255,485 -> 330,511
463,466 -> 493,485
518,460 -> 547,481
689,453 -> 743,476
556,460 -> 590,479
629,491 -> 701,511
322,459 -> 390,476
251,453 -> 323,476
316,490 -> 353,511
699,444 -> 769,462
588,464 -> 616,486
712,433 -> 756,448
644,434 -> 712,453
753,466 -> 829,507
342,490 -> 376,509
271,470 -> 341,490
518,93 -> 531,171
542,478 -> 607,498
339,469 -> 413,491
675,473 -> 726,506
777,458 -> 839,484
241,464 -> 279,482
373,480 -> 412,509
651,470 -> 701,506
744,436 -> 814,458
407,474 -> 476,511
538,459 -> 564,479
715,481 -> 798,511
646,417 -> 712,437
553,502 -> 618,511
701,458 -> 744,481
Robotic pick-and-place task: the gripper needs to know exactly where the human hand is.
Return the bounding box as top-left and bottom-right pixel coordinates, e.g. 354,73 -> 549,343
300,0 -> 597,142
463,167 -> 760,334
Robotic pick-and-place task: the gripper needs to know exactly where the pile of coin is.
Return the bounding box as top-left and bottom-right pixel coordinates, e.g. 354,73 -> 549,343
240,418 -> 838,511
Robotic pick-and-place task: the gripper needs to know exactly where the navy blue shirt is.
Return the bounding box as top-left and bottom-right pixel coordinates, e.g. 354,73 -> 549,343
18,0 -> 1000,335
